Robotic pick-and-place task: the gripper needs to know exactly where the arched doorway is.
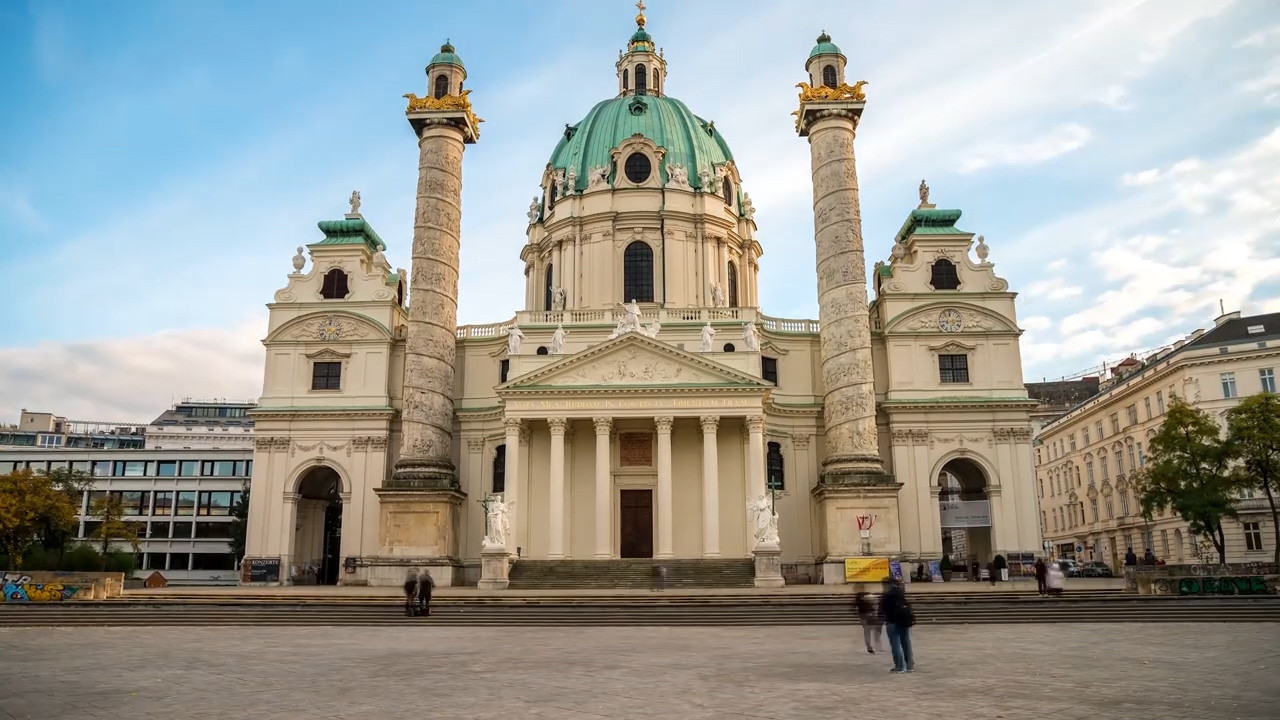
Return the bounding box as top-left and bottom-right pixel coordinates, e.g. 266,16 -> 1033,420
937,458 -> 994,580
295,466 -> 343,585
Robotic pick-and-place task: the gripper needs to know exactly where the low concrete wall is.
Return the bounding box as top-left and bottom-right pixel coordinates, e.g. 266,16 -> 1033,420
2,571 -> 126,601
1126,563 -> 1279,596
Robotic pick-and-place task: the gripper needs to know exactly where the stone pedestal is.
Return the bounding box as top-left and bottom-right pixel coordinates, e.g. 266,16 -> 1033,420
753,542 -> 785,588
477,544 -> 510,590
813,480 -> 902,584
367,488 -> 466,586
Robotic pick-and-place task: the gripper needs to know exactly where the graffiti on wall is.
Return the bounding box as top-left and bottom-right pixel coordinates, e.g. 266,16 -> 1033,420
1,572 -> 81,602
1149,574 -> 1273,596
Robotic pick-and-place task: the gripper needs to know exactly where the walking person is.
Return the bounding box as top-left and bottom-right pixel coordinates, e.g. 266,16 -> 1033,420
986,560 -> 997,586
854,591 -> 885,654
1046,562 -> 1065,598
402,570 -> 419,617
1034,558 -> 1048,596
878,577 -> 915,673
416,569 -> 434,617
653,563 -> 668,592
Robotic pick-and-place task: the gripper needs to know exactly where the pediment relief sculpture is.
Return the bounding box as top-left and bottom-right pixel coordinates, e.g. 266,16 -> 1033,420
272,313 -> 389,343
505,335 -> 761,389
888,305 -> 1015,334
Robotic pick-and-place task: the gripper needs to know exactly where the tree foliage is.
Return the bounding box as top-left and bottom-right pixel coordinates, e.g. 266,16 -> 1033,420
1134,396 -> 1240,564
1226,392 -> 1280,563
88,496 -> 142,569
0,470 -> 83,569
228,481 -> 250,563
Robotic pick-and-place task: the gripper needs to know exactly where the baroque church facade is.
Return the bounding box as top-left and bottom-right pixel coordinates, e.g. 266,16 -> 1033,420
243,13 -> 1042,586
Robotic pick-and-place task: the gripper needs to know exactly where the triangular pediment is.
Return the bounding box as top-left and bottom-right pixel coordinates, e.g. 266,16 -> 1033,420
500,334 -> 768,391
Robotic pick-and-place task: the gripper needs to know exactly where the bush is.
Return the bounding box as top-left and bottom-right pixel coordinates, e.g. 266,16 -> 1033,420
2,544 -> 134,573
993,554 -> 1008,570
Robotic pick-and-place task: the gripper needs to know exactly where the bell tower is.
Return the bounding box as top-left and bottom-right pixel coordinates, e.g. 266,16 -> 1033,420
616,1 -> 667,97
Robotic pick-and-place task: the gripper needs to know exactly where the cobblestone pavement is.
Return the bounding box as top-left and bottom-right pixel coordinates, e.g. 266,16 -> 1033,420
1,623 -> 1276,719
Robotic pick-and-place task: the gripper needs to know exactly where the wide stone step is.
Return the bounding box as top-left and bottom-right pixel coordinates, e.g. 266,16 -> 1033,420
508,559 -> 756,589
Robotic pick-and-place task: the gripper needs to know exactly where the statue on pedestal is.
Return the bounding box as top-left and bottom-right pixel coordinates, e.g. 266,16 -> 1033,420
711,283 -> 725,308
747,494 -> 780,547
699,322 -> 716,352
552,286 -> 566,311
483,497 -> 511,549
551,325 -> 567,354
348,190 -> 362,216
505,323 -> 525,355
742,322 -> 760,352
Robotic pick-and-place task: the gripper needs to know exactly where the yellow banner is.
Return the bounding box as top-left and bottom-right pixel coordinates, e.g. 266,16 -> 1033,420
845,557 -> 890,583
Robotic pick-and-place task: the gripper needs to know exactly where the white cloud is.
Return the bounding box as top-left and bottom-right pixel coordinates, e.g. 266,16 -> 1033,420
1024,280 -> 1085,301
0,318 -> 264,423
960,124 -> 1092,173
1119,159 -> 1203,187
1098,84 -> 1133,110
1021,315 -> 1053,332
1235,25 -> 1280,48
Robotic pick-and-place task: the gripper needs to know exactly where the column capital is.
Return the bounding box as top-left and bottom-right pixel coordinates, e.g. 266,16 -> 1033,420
654,416 -> 674,433
699,415 -> 720,433
791,433 -> 811,449
548,417 -> 568,435
504,417 -> 523,434
593,417 -> 613,435
465,437 -> 486,453
282,493 -> 301,504
746,415 -> 765,433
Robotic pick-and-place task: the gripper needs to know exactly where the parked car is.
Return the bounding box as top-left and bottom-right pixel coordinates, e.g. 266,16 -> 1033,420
1054,558 -> 1081,577
1081,561 -> 1114,578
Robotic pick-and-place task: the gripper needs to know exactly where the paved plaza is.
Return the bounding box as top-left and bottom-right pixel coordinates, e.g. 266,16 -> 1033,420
1,623 -> 1277,719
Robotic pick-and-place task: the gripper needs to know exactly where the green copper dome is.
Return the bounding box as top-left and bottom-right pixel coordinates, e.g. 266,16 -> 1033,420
808,32 -> 842,60
429,40 -> 464,69
548,94 -> 734,192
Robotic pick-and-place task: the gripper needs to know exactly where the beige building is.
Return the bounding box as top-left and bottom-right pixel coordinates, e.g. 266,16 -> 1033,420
1036,310 -> 1279,568
243,18 -> 1043,586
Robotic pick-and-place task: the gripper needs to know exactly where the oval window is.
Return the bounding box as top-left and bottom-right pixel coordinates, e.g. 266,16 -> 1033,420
624,153 -> 652,183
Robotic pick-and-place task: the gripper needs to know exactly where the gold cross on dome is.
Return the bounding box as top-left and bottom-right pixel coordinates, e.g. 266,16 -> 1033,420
636,0 -> 646,13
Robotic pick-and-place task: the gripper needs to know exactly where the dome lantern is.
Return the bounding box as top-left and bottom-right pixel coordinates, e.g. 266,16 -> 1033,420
426,39 -> 467,99
616,1 -> 666,98
805,31 -> 847,89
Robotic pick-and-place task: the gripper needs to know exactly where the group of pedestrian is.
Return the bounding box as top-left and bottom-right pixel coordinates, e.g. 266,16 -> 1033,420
402,569 -> 435,617
854,577 -> 916,673
1033,558 -> 1064,597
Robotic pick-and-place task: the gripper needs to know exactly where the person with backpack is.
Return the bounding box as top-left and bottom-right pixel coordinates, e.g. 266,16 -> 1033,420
878,576 -> 915,673
402,570 -> 419,617
854,591 -> 885,654
416,569 -> 435,617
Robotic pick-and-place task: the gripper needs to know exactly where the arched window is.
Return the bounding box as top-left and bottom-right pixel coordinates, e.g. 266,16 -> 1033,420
433,74 -> 449,100
536,346 -> 549,355
767,442 -> 785,491
396,280 -> 405,307
726,261 -> 739,308
723,343 -> 735,352
623,68 -> 629,91
930,259 -> 960,290
492,444 -> 506,494
822,64 -> 837,89
622,241 -> 654,302
320,269 -> 349,299
722,176 -> 733,206
544,265 -> 555,311
653,69 -> 659,94
635,64 -> 648,95
548,182 -> 557,210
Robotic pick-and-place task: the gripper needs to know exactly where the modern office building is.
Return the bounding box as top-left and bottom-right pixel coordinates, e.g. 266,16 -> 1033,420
0,400 -> 254,584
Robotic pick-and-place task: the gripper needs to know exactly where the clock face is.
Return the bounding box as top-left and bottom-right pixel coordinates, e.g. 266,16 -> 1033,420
317,317 -> 342,341
938,309 -> 963,333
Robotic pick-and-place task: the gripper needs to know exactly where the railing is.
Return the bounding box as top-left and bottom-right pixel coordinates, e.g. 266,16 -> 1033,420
760,315 -> 821,334
456,306 -> 814,338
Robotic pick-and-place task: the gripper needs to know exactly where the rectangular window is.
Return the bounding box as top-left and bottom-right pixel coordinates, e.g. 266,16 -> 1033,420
1126,405 -> 1138,426
492,444 -> 506,494
173,521 -> 195,539
1090,498 -> 1099,523
1161,529 -> 1169,557
938,354 -> 969,383
1221,372 -> 1237,399
192,553 -> 236,571
153,491 -> 173,516
198,491 -> 234,516
123,461 -> 147,477
312,361 -> 342,391
1086,462 -> 1095,485
1120,491 -> 1131,516
179,461 -> 199,477
1137,443 -> 1145,468
37,434 -> 64,448
71,461 -> 90,474
1110,414 -> 1120,435
766,442 -> 785,491
148,521 -> 171,539
117,491 -> 149,516
1144,397 -> 1152,420
499,359 -> 510,384
212,461 -> 237,477
168,553 -> 191,571
1127,444 -> 1137,472
92,461 -> 110,477
1115,452 -> 1124,477
1095,421 -> 1104,441
81,521 -> 100,539
1069,433 -> 1077,451
1244,522 -> 1263,551
1104,496 -> 1114,519
1082,428 -> 1090,446
1261,368 -> 1277,394
195,521 -> 233,539
156,461 -> 178,477
176,491 -> 196,516
1156,391 -> 1165,415
244,460 -> 253,477
761,357 -> 778,385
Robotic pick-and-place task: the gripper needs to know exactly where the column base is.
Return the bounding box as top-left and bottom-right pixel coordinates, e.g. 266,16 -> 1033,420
753,543 -> 785,588
818,469 -> 897,486
373,488 -> 466,575
387,457 -> 459,490
812,477 -> 903,561
477,545 -> 510,590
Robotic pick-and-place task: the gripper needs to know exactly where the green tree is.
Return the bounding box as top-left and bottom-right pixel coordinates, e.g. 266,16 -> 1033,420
0,470 -> 81,569
88,496 -> 142,570
1226,392 -> 1280,563
228,481 -> 250,563
1134,396 -> 1239,564
36,468 -> 93,558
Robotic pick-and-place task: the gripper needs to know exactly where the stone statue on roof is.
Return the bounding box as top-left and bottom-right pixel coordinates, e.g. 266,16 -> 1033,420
918,179 -> 929,207
349,190 -> 362,216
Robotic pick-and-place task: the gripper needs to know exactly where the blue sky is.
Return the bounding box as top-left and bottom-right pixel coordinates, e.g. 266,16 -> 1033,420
2,0 -> 1278,421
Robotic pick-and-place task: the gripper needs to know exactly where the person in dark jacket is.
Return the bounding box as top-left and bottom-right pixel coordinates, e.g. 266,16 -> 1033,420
878,578 -> 914,673
970,560 -> 980,582
1124,547 -> 1138,566
1034,558 -> 1048,596
402,571 -> 419,617
416,569 -> 434,617
1143,549 -> 1157,566
986,560 -> 996,586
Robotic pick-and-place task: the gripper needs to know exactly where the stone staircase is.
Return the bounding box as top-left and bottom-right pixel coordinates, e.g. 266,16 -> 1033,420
507,559 -> 756,589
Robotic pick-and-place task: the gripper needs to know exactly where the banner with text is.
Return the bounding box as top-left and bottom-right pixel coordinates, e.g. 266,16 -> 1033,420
939,500 -> 992,528
844,557 -> 891,583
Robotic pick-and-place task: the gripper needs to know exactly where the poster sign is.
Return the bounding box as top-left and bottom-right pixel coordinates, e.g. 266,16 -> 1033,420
889,560 -> 903,580
242,558 -> 281,584
844,557 -> 890,583
939,500 -> 992,528
928,560 -> 943,582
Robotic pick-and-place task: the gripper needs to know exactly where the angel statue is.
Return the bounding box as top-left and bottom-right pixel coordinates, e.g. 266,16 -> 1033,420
746,494 -> 780,547
348,190 -> 362,215
918,179 -> 931,207
483,497 -> 511,548
527,197 -> 541,224
505,322 -> 525,355
711,283 -> 725,308
551,324 -> 567,354
742,322 -> 760,352
699,322 -> 716,352
551,285 -> 566,311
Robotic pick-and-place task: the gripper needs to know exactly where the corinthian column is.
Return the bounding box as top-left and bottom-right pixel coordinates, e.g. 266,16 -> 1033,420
796,86 -> 886,483
390,86 -> 482,488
